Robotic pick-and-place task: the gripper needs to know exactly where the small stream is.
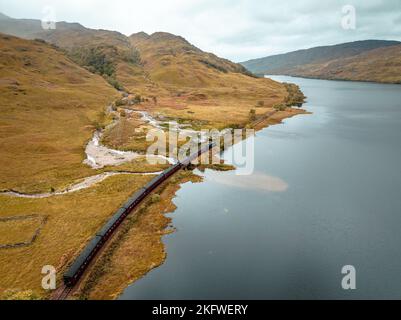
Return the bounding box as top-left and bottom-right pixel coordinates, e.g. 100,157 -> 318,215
2,108 -> 176,199
1,171 -> 162,199
2,107 -> 228,199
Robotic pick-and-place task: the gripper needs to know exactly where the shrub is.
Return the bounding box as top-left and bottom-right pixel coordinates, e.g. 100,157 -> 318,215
256,101 -> 265,107
34,38 -> 47,44
91,118 -> 104,130
249,109 -> 257,121
70,47 -> 116,77
150,194 -> 161,203
106,76 -> 124,91
115,99 -> 125,107
198,59 -> 227,73
120,48 -> 141,65
273,104 -> 287,111
226,123 -> 242,129
283,82 -> 305,107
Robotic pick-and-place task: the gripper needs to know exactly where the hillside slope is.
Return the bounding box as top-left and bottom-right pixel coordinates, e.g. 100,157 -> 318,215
0,13 -> 140,90
130,31 -> 252,87
241,40 -> 401,83
0,14 -> 293,127
277,45 -> 401,84
0,13 -> 304,183
0,33 -> 118,192
0,33 -> 169,300
125,31 -> 299,130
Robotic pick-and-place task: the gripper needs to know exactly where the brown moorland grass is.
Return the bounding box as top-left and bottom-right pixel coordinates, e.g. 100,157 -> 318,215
0,174 -> 155,299
102,116 -> 192,154
76,170 -> 202,300
0,34 -> 119,193
0,32 -> 307,300
0,35 -> 170,299
112,32 -> 292,132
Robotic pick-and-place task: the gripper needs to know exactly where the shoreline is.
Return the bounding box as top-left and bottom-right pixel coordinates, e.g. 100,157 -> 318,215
264,74 -> 401,85
78,102 -> 308,300
75,170 -> 202,300
0,80 -> 307,300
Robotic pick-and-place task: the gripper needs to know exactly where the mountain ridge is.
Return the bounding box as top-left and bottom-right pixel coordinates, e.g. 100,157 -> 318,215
0,12 -> 298,131
0,13 -> 254,91
241,40 -> 401,84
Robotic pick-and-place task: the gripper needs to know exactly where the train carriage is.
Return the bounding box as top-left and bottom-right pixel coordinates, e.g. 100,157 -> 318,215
63,235 -> 103,287
96,208 -> 127,238
63,142 -> 216,287
123,187 -> 147,211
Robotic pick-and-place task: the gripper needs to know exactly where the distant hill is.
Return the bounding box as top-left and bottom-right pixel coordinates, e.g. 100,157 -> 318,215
281,45 -> 401,84
0,14 -> 140,90
129,31 -> 252,88
0,13 -> 123,47
0,12 -> 10,20
241,40 -> 401,83
0,13 -> 255,92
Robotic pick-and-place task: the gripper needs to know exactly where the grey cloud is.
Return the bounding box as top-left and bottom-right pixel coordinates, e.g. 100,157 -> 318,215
0,0 -> 400,61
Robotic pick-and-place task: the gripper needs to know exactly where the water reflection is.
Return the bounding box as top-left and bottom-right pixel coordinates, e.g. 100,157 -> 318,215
121,76 -> 401,300
201,169 -> 288,193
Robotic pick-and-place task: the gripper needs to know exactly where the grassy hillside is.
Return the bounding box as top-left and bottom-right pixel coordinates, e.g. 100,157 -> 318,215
241,40 -> 401,83
281,45 -> 401,84
124,31 -> 295,131
0,14 -> 296,130
0,34 -> 169,299
0,17 -> 305,300
130,31 -> 252,87
0,14 -> 140,90
0,33 -> 118,192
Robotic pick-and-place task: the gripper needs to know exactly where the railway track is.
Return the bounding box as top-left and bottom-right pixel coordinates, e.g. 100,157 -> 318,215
52,285 -> 73,300
57,287 -> 73,300
54,142 -> 215,300
251,110 -> 277,127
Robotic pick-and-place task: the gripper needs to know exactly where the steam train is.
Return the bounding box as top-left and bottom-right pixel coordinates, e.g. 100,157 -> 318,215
63,142 -> 215,287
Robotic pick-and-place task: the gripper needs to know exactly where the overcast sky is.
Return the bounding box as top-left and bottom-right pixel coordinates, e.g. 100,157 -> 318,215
1,0 -> 400,62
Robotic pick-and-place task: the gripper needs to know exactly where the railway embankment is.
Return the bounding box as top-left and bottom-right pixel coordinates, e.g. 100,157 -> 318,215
58,143 -> 215,299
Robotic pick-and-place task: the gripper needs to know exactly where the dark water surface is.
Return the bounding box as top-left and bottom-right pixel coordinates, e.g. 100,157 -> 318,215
120,76 -> 401,299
